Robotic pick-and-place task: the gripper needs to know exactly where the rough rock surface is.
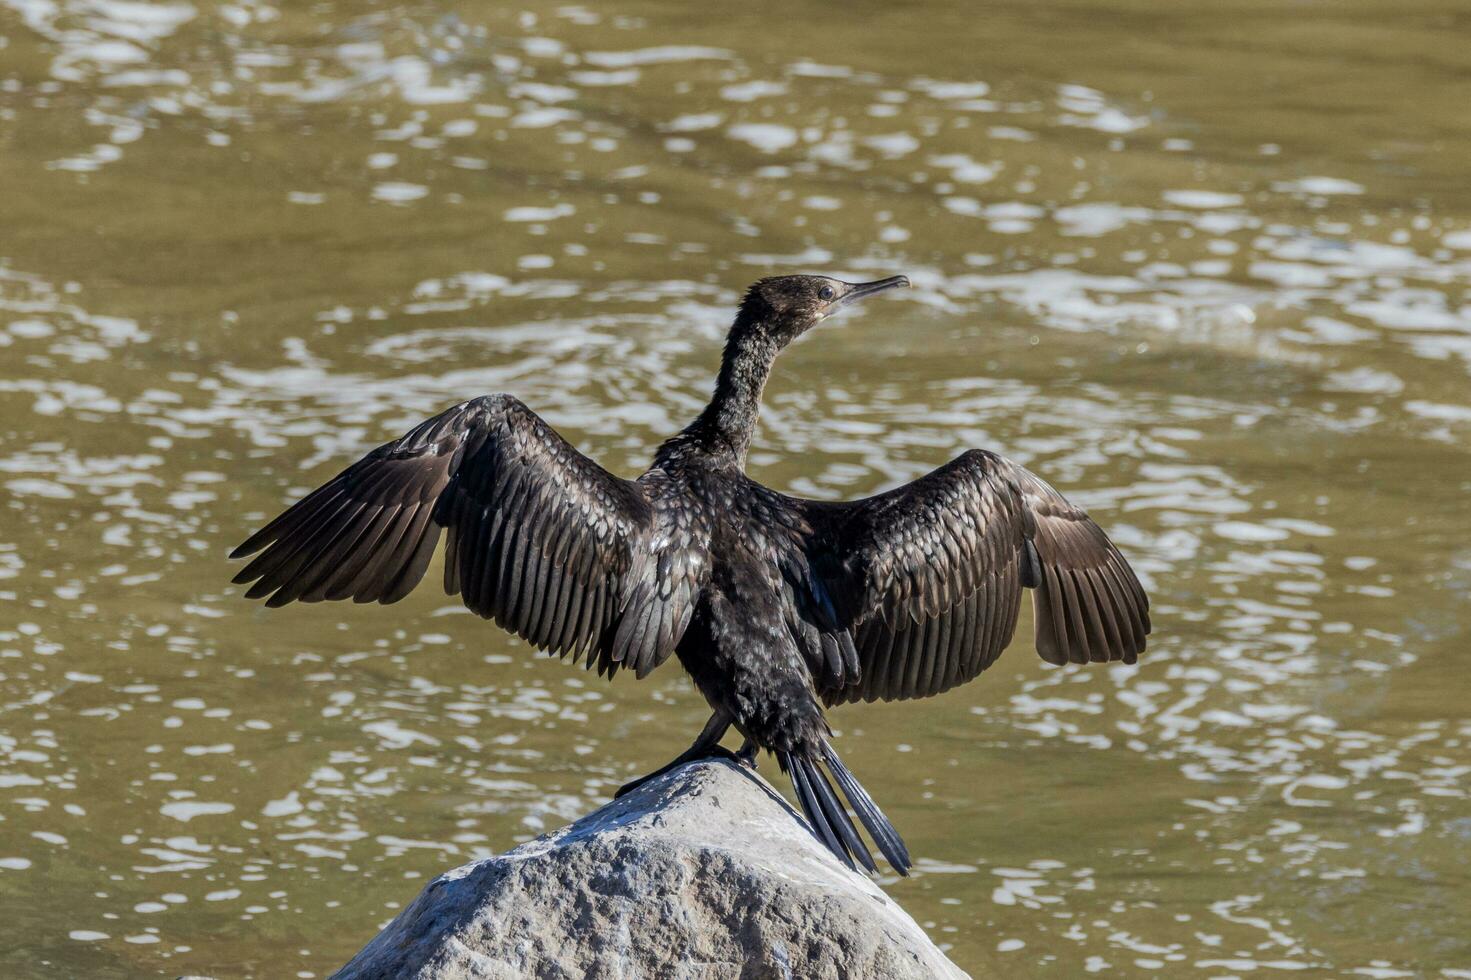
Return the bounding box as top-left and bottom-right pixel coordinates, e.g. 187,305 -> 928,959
331,759 -> 969,979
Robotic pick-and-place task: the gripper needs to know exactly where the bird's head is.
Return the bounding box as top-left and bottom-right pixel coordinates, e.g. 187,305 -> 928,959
733,273 -> 910,349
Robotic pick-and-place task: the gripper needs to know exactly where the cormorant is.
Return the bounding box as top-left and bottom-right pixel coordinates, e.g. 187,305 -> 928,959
230,274 -> 1150,874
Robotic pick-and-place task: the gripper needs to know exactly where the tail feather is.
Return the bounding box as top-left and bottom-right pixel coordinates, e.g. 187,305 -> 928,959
809,761 -> 877,873
780,746 -> 911,876
822,743 -> 912,874
786,755 -> 857,872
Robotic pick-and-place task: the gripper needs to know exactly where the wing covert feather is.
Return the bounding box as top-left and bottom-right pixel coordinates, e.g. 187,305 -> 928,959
232,394 -> 701,679
789,450 -> 1149,704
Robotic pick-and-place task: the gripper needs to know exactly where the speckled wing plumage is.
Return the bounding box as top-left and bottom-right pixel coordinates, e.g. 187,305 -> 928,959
798,450 -> 1150,704
231,394 -> 697,678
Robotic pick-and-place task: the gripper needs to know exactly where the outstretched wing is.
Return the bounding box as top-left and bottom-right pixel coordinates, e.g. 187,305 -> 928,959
230,393 -> 698,678
797,450 -> 1150,704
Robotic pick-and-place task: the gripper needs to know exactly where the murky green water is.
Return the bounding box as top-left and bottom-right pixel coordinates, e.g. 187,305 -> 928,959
2,0 -> 1469,976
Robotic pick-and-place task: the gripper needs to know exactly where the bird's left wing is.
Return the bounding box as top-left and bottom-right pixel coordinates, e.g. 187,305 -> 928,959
231,394 -> 696,678
792,450 -> 1150,704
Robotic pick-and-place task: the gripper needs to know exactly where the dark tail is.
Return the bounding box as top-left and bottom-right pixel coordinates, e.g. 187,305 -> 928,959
779,744 -> 912,875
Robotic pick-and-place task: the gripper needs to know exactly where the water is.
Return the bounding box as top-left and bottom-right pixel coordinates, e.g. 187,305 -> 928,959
2,0 -> 1469,975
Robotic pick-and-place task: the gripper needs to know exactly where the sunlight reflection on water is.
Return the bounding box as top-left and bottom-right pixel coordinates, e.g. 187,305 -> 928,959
2,0 -> 1470,976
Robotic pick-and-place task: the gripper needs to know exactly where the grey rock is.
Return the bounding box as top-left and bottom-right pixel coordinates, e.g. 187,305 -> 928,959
332,759 -> 969,980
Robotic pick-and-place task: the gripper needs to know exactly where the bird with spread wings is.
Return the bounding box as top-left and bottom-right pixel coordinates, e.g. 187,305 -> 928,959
232,274 -> 1149,874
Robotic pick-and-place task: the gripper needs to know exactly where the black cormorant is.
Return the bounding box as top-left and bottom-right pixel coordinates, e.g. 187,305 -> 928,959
230,274 -> 1150,874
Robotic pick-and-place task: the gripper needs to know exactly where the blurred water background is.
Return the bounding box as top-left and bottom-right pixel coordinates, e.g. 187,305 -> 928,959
1,0 -> 1469,975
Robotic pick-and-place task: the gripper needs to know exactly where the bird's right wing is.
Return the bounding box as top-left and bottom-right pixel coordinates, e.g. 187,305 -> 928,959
231,394 -> 699,678
797,450 -> 1150,704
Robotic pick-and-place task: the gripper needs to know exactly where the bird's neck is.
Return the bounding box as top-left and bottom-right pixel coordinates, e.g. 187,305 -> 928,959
673,331 -> 778,469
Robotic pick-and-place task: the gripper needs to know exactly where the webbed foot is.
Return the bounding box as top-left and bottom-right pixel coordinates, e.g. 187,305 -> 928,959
614,745 -> 738,798
613,710 -> 735,799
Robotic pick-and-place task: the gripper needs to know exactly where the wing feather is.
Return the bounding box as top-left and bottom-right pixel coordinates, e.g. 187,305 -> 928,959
782,449 -> 1148,704
231,394 -> 702,678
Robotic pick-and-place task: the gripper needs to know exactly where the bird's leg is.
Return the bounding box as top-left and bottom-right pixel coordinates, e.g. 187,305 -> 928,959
734,737 -> 759,769
614,709 -> 733,799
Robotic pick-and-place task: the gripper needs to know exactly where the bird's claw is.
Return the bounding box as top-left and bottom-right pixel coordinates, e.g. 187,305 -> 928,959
613,775 -> 646,799
614,743 -> 755,799
703,743 -> 760,770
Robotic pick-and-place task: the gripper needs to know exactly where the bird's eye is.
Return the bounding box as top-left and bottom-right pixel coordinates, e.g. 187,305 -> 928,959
818,285 -> 836,302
